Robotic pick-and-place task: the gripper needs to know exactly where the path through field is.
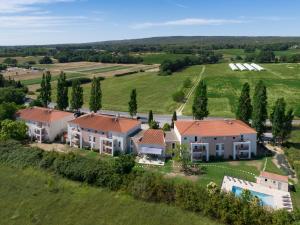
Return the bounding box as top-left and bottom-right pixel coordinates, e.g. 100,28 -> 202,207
176,65 -> 206,115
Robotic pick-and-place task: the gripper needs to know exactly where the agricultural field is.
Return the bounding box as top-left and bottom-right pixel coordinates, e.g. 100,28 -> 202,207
43,62 -> 300,117
183,63 -> 300,117
0,165 -> 220,225
51,66 -> 201,113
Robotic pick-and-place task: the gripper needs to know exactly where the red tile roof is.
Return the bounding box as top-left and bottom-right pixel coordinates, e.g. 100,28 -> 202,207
69,114 -> 141,133
17,107 -> 73,123
260,171 -> 288,183
175,120 -> 256,137
140,129 -> 165,146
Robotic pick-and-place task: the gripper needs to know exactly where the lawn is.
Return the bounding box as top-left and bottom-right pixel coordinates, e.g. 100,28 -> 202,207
0,165 -> 220,225
52,66 -> 201,113
140,53 -> 193,64
183,63 -> 300,117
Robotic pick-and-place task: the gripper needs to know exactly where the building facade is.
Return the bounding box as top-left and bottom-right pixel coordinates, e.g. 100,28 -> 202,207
16,107 -> 75,143
68,113 -> 141,156
174,120 -> 257,162
257,171 -> 289,192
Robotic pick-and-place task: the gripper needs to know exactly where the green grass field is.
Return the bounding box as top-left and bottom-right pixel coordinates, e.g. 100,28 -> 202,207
140,53 -> 193,64
67,65 -> 130,73
0,165 -> 220,225
22,72 -> 85,86
183,63 -> 300,117
52,66 -> 201,113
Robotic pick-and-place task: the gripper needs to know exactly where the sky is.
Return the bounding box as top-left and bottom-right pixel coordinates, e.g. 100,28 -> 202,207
0,0 -> 300,45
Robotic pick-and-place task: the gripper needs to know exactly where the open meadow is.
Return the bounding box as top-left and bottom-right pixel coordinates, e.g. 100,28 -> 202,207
0,165 -> 220,225
183,63 -> 300,117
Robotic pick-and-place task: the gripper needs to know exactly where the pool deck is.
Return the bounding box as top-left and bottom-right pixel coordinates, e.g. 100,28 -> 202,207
221,176 -> 293,211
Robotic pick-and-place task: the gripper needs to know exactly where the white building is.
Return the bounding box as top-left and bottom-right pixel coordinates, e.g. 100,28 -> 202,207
16,107 -> 74,143
229,63 -> 238,71
68,113 -> 141,156
257,171 -> 289,192
174,120 -> 257,162
236,63 -> 247,71
251,63 -> 265,71
135,129 -> 166,165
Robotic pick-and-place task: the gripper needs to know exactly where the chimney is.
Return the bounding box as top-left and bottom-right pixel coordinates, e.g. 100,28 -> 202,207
115,113 -> 120,122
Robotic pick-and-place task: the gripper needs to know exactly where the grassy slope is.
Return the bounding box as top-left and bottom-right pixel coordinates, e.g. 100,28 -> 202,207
183,63 -> 300,117
0,165 -> 220,225
52,66 -> 200,113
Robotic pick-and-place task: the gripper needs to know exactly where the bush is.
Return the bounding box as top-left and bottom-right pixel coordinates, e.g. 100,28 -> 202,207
172,90 -> 185,103
65,77 -> 93,87
162,123 -> 171,131
39,56 -> 53,64
183,78 -> 192,88
114,71 -> 138,77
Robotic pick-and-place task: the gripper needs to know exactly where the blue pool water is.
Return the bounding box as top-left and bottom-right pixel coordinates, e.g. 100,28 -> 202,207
232,186 -> 274,207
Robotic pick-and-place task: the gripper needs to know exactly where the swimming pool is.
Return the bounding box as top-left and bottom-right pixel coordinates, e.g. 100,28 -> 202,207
232,186 -> 274,207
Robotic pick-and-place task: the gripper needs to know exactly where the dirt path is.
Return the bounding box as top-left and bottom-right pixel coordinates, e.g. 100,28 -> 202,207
176,65 -> 206,116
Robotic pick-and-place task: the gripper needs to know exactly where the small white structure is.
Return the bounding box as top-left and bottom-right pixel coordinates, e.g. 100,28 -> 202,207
16,107 -> 74,143
236,63 -> 247,71
251,63 -> 265,71
257,171 -> 289,192
229,63 -> 238,71
137,129 -> 166,165
243,63 -> 256,71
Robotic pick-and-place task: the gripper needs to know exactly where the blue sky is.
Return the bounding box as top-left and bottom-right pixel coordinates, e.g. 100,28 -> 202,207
0,0 -> 300,45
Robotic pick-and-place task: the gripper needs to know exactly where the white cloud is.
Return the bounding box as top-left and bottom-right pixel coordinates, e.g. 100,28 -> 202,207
131,18 -> 244,29
0,0 -> 75,13
0,15 -> 88,28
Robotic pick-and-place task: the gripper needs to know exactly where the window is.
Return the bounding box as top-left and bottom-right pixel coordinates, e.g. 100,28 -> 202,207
265,178 -> 268,182
89,136 -> 96,142
195,136 -> 198,142
216,143 -> 224,156
118,142 -> 121,147
214,137 -> 217,140
172,143 -> 176,149
184,137 -> 187,140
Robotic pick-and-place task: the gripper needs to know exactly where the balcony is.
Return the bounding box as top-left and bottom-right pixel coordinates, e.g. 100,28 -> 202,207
233,141 -> 251,160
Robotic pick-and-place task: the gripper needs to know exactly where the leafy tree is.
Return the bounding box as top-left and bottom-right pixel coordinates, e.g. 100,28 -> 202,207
128,89 -> 137,117
0,119 -> 27,141
89,77 -> 102,113
192,80 -> 208,120
252,81 -> 268,140
162,123 -> 171,131
149,120 -> 160,129
0,87 -> 25,104
236,82 -> 252,124
0,102 -> 18,121
183,78 -> 192,88
173,144 -> 190,166
56,72 -> 69,110
148,110 -> 153,124
3,58 -> 17,66
70,79 -> 83,111
171,111 -> 177,128
38,71 -> 52,107
39,56 -> 53,64
270,98 -> 294,144
29,99 -> 43,107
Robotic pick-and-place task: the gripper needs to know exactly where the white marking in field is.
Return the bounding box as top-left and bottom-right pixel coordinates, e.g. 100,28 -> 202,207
176,65 -> 206,116
263,157 -> 267,171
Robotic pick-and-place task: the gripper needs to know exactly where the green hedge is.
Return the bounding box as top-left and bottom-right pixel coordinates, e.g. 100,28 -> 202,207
0,140 -> 296,225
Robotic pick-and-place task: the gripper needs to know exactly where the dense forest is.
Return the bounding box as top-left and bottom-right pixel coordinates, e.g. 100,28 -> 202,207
0,36 -> 300,57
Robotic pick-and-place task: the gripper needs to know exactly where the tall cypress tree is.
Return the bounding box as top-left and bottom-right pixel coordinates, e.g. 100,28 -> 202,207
89,77 -> 102,113
56,72 -> 68,110
236,82 -> 252,124
252,81 -> 268,140
148,110 -> 153,124
192,80 -> 209,120
38,71 -> 52,107
70,79 -> 83,112
171,111 -> 177,128
128,89 -> 137,117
